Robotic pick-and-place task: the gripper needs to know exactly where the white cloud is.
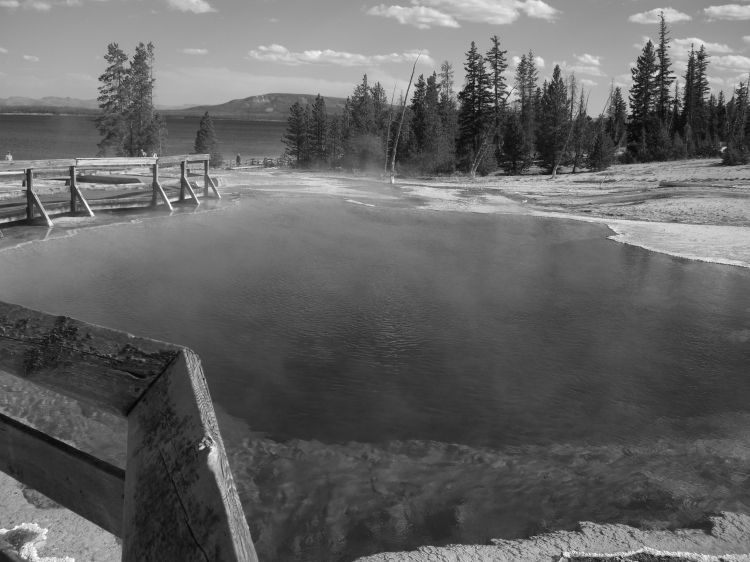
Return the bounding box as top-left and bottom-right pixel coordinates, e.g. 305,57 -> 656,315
579,78 -> 597,88
712,54 -> 750,71
575,53 -> 601,66
248,44 -> 433,67
743,35 -> 750,44
0,0 -> 20,7
555,60 -> 604,77
366,4 -> 459,28
372,0 -> 559,27
511,54 -> 545,69
23,54 -> 40,62
179,48 -> 208,55
705,4 -> 750,20
165,0 -> 215,13
672,37 -> 733,58
629,7 -> 691,24
0,47 -> 8,54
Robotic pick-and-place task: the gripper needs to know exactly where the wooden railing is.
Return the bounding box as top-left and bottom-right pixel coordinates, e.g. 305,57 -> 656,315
0,155 -> 221,226
0,301 -> 258,561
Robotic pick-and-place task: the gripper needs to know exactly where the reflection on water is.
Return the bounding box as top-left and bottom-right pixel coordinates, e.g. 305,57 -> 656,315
0,190 -> 749,560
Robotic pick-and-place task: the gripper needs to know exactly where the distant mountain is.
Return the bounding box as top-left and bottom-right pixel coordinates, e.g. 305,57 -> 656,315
164,93 -> 348,121
0,93 -> 349,120
0,96 -> 99,110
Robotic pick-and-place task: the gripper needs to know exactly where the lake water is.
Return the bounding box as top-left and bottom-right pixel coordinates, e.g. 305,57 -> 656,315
1,175 -> 750,560
0,113 -> 286,162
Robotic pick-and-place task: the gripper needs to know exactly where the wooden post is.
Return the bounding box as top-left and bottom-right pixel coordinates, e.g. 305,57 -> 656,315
179,161 -> 200,206
24,168 -> 53,227
152,161 -> 174,211
70,166 -> 77,215
25,168 -> 33,222
204,159 -> 210,197
69,166 -> 94,217
122,349 -> 257,562
180,160 -> 187,202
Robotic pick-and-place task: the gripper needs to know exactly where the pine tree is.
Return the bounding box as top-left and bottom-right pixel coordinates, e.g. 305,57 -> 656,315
283,101 -> 309,166
457,41 -> 492,171
628,40 -> 659,160
96,43 -> 129,156
486,35 -> 508,164
655,11 -> 674,124
194,111 -> 222,166
514,51 -> 539,159
309,94 -> 328,165
606,86 -> 627,146
501,112 -> 532,174
537,65 -> 570,171
123,42 -> 161,156
438,61 -> 458,169
723,80 -> 749,165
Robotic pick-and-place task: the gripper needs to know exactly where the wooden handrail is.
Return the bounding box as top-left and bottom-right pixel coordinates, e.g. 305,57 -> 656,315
0,155 -> 211,171
0,301 -> 257,561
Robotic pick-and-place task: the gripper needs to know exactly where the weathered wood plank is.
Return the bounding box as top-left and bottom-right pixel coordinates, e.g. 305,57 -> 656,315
0,159 -> 77,171
152,179 -> 174,211
76,158 -> 156,168
122,349 -> 257,562
0,302 -> 179,415
0,411 -> 125,536
157,154 -> 210,166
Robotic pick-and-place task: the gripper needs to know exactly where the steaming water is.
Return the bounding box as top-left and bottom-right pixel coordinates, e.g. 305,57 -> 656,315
1,178 -> 750,560
0,113 -> 285,161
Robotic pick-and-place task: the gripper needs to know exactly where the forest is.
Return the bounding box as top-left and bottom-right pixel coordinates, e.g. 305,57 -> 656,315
282,13 -> 750,175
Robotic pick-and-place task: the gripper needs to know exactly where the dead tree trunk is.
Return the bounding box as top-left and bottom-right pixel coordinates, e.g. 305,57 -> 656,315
389,55 -> 420,184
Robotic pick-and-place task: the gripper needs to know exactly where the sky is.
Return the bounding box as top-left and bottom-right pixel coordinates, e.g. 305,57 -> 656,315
1,0 -> 749,112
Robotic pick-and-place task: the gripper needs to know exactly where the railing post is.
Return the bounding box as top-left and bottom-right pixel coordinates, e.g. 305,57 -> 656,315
180,160 -> 187,202
151,161 -> 159,207
69,166 -> 77,214
25,168 -> 33,222
204,159 -> 210,197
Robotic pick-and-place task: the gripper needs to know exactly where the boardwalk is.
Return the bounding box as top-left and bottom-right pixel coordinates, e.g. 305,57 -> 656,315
0,155 -> 221,227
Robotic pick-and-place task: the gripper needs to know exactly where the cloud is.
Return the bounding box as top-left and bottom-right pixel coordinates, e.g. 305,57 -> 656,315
555,60 -> 604,77
368,0 -> 558,28
366,4 -> 459,28
575,53 -> 601,66
248,44 -> 433,67
579,78 -> 597,88
712,54 -> 750,71
743,35 -> 750,44
0,0 -> 96,9
511,54 -> 545,69
23,54 -> 40,62
672,37 -> 733,58
704,4 -> 750,20
0,47 -> 8,54
165,0 -> 215,13
0,0 -> 20,7
629,7 -> 691,24
179,48 -> 208,55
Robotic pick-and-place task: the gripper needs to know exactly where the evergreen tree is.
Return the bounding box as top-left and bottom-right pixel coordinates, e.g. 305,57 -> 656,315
96,43 -> 129,156
723,80 -> 749,165
124,42 -> 162,156
655,11 -> 674,124
457,41 -> 493,170
606,85 -> 627,146
628,40 -> 659,160
514,51 -> 539,160
194,111 -> 222,166
486,35 -> 508,164
537,65 -> 570,171
588,124 -> 616,170
438,60 -> 458,169
501,112 -> 532,174
283,101 -> 310,166
309,94 -> 328,165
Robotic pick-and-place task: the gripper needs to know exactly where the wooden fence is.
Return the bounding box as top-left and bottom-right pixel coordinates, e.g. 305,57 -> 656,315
0,301 -> 258,561
0,155 -> 221,227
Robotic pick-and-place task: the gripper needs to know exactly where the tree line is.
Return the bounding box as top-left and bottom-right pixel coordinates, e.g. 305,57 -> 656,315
283,13 -> 750,174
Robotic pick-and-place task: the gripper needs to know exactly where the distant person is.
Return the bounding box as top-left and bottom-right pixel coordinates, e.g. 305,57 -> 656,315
140,149 -> 147,157
236,154 -> 241,167
4,152 -> 11,161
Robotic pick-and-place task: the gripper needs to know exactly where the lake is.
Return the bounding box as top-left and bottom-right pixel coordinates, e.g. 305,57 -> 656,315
0,175 -> 749,560
0,113 -> 286,162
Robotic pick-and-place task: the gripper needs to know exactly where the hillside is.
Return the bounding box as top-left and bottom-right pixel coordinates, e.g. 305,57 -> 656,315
163,93 -> 348,121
